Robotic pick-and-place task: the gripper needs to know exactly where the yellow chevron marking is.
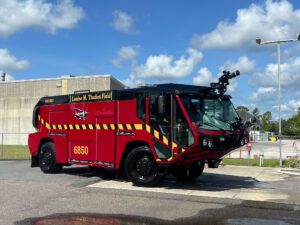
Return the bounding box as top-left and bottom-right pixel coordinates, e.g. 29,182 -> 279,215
75,124 -> 80,130
154,130 -> 159,139
167,157 -> 173,162
163,136 -> 169,145
134,124 -> 142,130
52,124 -> 57,130
64,124 -> 68,130
46,123 -> 51,129
126,124 -> 132,130
69,124 -> 74,130
58,124 -> 62,130
103,124 -> 108,130
82,124 -> 87,130
172,142 -> 177,149
181,148 -> 186,153
146,124 -> 151,133
88,124 -> 94,130
110,124 -> 115,130
96,124 -> 100,130
118,124 -> 124,130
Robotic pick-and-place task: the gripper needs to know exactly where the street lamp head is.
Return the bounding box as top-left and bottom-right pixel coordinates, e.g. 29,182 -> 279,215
256,37 -> 261,45
297,33 -> 300,41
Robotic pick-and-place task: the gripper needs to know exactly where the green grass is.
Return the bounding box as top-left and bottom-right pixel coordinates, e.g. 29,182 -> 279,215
0,145 -> 31,160
222,158 -> 291,168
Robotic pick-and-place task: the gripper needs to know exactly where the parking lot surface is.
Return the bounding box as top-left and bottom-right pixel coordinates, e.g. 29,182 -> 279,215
0,160 -> 300,225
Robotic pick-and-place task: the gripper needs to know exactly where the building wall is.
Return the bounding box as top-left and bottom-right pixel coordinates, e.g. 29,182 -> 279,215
0,75 -> 124,145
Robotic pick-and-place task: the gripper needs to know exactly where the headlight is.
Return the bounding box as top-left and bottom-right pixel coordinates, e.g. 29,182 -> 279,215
203,139 -> 208,146
244,138 -> 248,144
208,140 -> 213,148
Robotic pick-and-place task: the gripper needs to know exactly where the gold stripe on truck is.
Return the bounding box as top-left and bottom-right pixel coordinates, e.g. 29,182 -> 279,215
38,115 -> 185,161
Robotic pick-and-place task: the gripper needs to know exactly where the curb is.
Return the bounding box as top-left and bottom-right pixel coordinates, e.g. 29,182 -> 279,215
278,169 -> 300,176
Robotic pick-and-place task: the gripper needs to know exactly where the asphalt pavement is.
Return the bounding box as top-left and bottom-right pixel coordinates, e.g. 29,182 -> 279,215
0,160 -> 300,225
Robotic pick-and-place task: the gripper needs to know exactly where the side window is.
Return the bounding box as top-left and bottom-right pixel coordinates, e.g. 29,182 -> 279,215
150,94 -> 171,139
173,97 -> 194,147
136,93 -> 146,122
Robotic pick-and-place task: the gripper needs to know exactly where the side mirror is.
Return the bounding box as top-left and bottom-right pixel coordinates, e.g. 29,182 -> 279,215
158,95 -> 165,114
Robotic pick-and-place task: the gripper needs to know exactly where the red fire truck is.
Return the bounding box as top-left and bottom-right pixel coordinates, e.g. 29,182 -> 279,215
28,70 -> 250,186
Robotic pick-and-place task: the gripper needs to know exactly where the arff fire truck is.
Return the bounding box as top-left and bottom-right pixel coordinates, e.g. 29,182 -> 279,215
28,70 -> 250,186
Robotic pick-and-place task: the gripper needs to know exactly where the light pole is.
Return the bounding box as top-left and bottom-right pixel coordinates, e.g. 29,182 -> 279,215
256,34 -> 300,167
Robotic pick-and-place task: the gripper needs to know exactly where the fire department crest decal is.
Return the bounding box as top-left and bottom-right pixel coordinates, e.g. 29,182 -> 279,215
73,108 -> 88,120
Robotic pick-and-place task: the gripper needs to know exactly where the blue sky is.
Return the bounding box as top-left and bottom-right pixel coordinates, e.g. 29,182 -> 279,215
1,0 -> 300,119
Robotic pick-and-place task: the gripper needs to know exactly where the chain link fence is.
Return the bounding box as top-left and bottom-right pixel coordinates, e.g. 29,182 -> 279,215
0,133 -> 30,160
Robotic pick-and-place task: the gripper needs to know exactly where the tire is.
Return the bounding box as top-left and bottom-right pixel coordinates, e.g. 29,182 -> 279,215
39,142 -> 62,173
172,161 -> 205,181
125,146 -> 161,187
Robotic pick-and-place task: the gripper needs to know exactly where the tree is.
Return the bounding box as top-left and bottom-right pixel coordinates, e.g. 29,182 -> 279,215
236,106 -> 249,112
252,107 -> 260,118
261,111 -> 272,131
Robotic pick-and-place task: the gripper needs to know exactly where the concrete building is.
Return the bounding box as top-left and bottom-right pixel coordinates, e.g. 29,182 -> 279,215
0,75 -> 125,145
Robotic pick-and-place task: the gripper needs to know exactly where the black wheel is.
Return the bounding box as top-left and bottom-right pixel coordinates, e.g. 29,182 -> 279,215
125,146 -> 161,187
172,161 -> 205,181
39,142 -> 62,173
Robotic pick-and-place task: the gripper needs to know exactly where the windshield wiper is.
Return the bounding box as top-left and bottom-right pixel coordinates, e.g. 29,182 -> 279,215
201,122 -> 225,132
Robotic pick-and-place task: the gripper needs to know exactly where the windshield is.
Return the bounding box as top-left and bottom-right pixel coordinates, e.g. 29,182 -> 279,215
180,96 -> 239,131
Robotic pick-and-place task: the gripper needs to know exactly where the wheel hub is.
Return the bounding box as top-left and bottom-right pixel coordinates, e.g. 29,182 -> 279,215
136,157 -> 153,176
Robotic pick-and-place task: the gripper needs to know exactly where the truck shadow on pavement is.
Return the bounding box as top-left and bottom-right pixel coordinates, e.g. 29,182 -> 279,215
59,166 -> 258,192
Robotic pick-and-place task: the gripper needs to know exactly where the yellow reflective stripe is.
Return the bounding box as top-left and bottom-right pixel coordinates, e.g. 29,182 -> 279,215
154,130 -> 159,139
38,115 -> 41,121
118,124 -> 124,130
88,124 -> 94,130
41,118 -> 44,125
110,124 -> 115,130
45,123 -> 51,129
168,157 -> 173,161
172,142 -> 177,149
75,124 -> 80,130
52,124 -> 57,130
181,148 -> 186,153
146,124 -> 151,133
82,124 -> 87,130
126,124 -> 132,130
96,124 -> 100,130
163,136 -> 169,145
64,124 -> 68,130
57,124 -> 62,130
69,124 -> 74,130
134,124 -> 142,130
103,124 -> 108,130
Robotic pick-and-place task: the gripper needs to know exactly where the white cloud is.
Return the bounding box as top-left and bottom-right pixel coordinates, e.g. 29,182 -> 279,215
192,67 -> 215,86
131,48 -> 203,80
249,87 -> 277,102
191,0 -> 300,49
280,99 -> 300,113
0,49 -> 29,71
0,0 -> 84,37
250,56 -> 300,90
112,45 -> 140,67
221,56 -> 256,74
112,10 -> 136,34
